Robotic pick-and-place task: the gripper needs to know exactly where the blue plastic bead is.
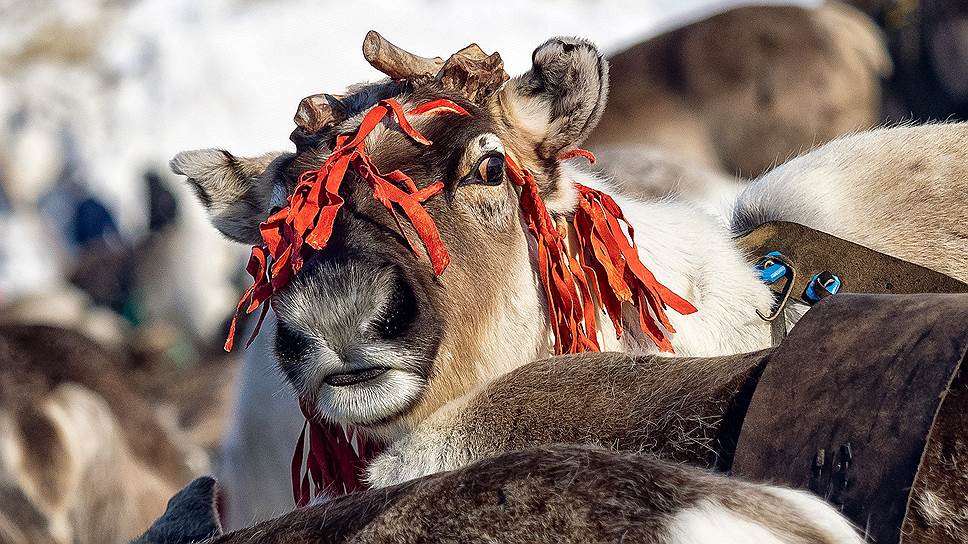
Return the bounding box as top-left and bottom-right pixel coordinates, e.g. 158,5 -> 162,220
758,251 -> 787,284
804,272 -> 842,302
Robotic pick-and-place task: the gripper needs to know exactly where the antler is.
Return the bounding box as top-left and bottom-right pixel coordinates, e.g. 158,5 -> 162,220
291,93 -> 348,150
293,94 -> 347,133
437,44 -> 508,104
291,32 -> 510,145
363,30 -> 444,80
363,31 -> 508,103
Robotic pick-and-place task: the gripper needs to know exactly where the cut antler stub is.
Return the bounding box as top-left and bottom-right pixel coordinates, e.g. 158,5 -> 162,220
293,94 -> 345,134
363,30 -> 444,80
362,31 -> 508,103
291,94 -> 347,151
436,44 -> 508,104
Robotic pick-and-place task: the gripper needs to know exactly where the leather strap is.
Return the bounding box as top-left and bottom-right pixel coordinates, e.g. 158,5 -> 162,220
735,221 -> 968,305
731,294 -> 968,544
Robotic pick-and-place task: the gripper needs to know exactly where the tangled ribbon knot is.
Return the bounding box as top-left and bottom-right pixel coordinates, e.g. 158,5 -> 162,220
223,98 -> 467,352
218,97 -> 697,504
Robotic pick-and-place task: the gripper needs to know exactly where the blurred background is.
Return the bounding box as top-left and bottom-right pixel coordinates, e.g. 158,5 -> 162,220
0,0 -> 965,542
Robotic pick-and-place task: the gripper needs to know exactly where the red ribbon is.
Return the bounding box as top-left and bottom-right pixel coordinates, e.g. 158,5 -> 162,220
219,97 -> 696,506
291,401 -> 381,506
224,99 -> 467,352
506,151 -> 698,354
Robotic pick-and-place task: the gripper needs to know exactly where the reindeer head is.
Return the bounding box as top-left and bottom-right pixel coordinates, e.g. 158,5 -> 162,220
172,33 -> 608,435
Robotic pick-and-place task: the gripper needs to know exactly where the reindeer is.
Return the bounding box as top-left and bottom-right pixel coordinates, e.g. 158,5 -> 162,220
141,445 -> 863,544
588,2 -> 891,178
172,33 -> 967,537
0,325 -> 204,543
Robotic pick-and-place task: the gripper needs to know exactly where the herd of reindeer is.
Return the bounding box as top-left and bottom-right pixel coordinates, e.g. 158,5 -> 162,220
1,2 -> 967,543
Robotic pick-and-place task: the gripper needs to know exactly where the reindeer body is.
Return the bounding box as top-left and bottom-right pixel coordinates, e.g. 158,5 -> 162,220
0,325 -> 201,544
200,445 -> 863,544
174,33 -> 967,539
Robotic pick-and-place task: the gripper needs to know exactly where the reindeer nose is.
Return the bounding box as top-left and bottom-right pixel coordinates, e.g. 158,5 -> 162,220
273,258 -> 423,360
370,275 -> 419,340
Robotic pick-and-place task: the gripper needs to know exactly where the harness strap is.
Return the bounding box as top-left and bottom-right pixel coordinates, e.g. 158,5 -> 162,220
731,293 -> 968,544
735,221 -> 968,304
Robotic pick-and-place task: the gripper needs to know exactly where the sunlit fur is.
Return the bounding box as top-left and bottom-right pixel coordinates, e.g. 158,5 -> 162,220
176,37 -> 967,540
732,122 -> 968,284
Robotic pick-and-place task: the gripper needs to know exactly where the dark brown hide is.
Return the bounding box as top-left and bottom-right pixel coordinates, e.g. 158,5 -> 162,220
732,294 -> 968,544
904,365 -> 968,543
211,445 -> 838,544
734,221 -> 968,304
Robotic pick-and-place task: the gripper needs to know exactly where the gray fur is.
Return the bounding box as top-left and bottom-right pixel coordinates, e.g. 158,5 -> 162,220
507,37 -> 609,159
169,149 -> 291,244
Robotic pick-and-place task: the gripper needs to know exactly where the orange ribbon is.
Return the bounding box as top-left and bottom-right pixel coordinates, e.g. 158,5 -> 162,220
221,97 -> 696,506
224,99 -> 467,352
506,151 -> 698,354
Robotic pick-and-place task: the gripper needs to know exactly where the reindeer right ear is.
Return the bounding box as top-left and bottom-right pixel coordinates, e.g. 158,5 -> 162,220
494,37 -> 609,161
170,149 -> 291,245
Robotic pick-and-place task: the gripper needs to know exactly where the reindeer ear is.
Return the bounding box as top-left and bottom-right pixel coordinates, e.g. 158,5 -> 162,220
170,149 -> 291,244
495,37 -> 608,160
131,477 -> 223,544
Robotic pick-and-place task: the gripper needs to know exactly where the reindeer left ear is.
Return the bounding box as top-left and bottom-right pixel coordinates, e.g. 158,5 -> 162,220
170,149 -> 292,245
493,37 -> 609,161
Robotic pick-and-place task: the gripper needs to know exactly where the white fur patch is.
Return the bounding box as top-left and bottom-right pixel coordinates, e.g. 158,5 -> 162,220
666,500 -> 791,544
766,487 -> 865,543
365,396 -> 471,488
571,167 -> 775,357
507,93 -> 551,137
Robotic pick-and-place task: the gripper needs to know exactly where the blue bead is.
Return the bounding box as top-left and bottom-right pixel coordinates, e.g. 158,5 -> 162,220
804,272 -> 842,302
758,251 -> 788,284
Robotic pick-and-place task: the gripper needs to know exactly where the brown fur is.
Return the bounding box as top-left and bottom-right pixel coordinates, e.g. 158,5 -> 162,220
590,3 -> 889,178
0,484 -> 57,544
0,325 -> 198,542
0,325 -> 194,484
212,445 -> 853,544
382,348 -> 965,544
454,351 -> 767,468
903,366 -> 968,543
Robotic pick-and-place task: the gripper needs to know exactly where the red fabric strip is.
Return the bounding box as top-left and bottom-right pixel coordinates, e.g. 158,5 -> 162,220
507,150 -> 697,355
223,93 -> 696,507
217,97 -> 469,507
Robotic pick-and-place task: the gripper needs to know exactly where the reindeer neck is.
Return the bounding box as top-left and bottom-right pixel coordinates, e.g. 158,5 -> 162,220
561,164 -> 775,357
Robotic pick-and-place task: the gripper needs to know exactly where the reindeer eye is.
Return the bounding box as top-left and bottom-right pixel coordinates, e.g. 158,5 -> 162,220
473,154 -> 505,186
